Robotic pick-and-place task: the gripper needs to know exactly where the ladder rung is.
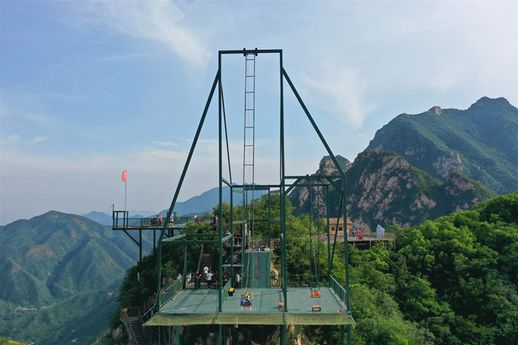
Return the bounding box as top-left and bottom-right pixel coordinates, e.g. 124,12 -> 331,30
245,91 -> 255,94
245,108 -> 254,111
244,163 -> 254,166
245,75 -> 255,78
233,220 -> 247,224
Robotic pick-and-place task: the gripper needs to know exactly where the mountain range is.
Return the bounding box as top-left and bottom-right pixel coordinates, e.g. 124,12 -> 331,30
367,97 -> 518,194
0,212 -> 141,344
290,97 -> 516,230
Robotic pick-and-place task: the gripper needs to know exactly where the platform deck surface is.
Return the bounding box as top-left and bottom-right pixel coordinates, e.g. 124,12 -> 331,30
146,287 -> 354,326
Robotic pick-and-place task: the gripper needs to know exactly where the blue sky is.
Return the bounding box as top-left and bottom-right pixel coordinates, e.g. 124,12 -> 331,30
1,0 -> 517,224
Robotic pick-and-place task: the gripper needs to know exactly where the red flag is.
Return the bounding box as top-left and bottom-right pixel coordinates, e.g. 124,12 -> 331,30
121,170 -> 127,183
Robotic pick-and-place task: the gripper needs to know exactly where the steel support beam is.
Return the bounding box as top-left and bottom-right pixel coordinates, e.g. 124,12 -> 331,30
219,48 -> 282,55
156,72 -> 219,312
218,52 -> 223,313
279,49 -> 288,312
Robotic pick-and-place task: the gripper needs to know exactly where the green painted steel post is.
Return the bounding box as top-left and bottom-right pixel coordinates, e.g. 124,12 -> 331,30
281,325 -> 286,345
230,186 -> 234,286
343,177 -> 351,314
342,176 -> 352,345
183,246 -> 187,288
218,52 -> 223,312
279,50 -> 288,312
155,72 -> 219,312
175,326 -> 180,345
283,67 -> 352,342
281,69 -> 346,178
218,325 -> 223,345
317,183 -> 321,286
268,188 -> 271,248
326,185 -> 331,277
340,325 -> 345,345
139,230 -> 142,263
153,230 -> 156,252
309,176 -> 313,282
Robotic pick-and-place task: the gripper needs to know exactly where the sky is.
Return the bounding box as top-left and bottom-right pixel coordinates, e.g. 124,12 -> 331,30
0,0 -> 517,224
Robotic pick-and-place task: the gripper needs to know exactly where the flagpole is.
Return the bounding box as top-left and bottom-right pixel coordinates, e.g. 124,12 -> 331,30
124,180 -> 127,212
122,170 -> 127,212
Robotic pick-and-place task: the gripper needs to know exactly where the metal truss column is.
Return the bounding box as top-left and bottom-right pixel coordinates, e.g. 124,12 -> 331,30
279,50 -> 288,312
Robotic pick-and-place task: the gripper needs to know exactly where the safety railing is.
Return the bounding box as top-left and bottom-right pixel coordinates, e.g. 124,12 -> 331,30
285,274 -> 325,288
112,210 -> 184,229
315,231 -> 395,243
159,279 -> 183,307
329,275 -> 347,302
221,278 -> 234,304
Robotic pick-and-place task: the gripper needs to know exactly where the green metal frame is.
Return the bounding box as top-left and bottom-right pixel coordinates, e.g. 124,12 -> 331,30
153,49 -> 352,345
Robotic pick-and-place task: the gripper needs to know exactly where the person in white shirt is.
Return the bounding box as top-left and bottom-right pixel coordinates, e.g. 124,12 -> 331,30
235,273 -> 241,288
206,272 -> 213,288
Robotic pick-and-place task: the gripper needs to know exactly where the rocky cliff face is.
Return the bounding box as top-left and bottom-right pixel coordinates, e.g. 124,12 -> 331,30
289,151 -> 494,231
289,155 -> 351,213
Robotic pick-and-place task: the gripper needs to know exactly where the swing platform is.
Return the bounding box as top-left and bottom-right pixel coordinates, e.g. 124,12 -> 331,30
145,287 -> 354,326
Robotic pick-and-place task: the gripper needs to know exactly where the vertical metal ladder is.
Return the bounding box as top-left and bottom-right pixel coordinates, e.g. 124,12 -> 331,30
242,52 -> 256,253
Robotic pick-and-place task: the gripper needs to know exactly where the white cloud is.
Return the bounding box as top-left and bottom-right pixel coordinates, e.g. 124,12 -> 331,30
75,0 -> 210,69
0,101 -> 53,126
303,68 -> 375,129
152,140 -> 179,148
29,136 -> 47,145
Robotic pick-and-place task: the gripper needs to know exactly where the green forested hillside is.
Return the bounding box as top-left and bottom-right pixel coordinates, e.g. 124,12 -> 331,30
367,97 -> 518,194
0,212 -> 139,344
349,192 -> 518,345
0,283 -> 120,345
0,211 -> 135,306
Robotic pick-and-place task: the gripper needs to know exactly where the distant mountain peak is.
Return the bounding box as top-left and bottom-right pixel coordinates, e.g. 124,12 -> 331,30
40,210 -> 68,219
468,96 -> 512,110
318,155 -> 351,175
428,106 -> 443,116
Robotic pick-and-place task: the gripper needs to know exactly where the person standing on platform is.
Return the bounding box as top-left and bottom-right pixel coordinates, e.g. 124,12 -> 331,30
194,271 -> 201,289
235,273 -> 241,288
206,271 -> 213,288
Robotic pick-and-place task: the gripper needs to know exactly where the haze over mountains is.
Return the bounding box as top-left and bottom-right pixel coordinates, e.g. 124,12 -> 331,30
1,96 -> 516,344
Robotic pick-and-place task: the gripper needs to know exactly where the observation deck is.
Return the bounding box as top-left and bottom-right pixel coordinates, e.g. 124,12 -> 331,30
145,277 -> 354,327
